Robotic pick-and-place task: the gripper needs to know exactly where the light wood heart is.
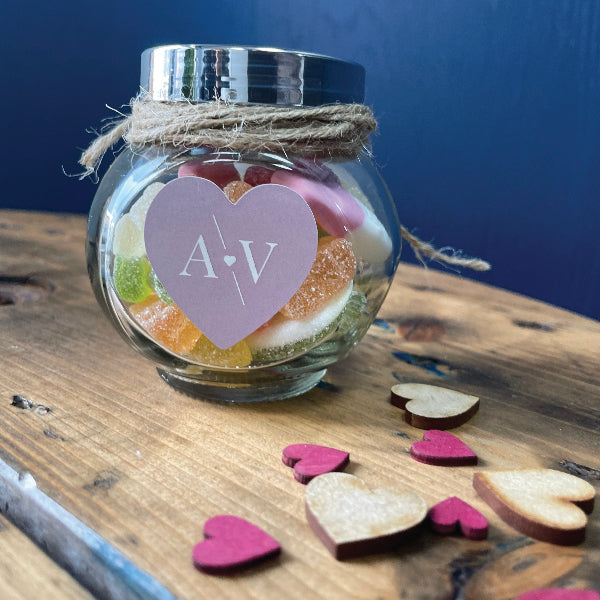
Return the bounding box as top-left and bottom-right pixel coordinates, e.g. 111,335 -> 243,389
390,383 -> 479,429
305,472 -> 428,559
473,469 -> 595,545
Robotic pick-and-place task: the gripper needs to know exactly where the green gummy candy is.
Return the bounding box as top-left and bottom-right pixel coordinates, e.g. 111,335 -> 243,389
252,318 -> 339,364
113,255 -> 152,303
148,269 -> 174,304
335,291 -> 367,335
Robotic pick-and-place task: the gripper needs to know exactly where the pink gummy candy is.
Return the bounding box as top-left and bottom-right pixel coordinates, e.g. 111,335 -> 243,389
271,170 -> 364,237
178,159 -> 239,188
244,165 -> 274,186
192,515 -> 281,574
290,158 -> 340,186
428,496 -> 488,540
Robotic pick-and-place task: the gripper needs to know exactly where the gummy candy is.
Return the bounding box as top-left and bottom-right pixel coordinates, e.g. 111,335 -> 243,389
129,182 -> 165,231
290,158 -> 340,187
114,255 -> 153,303
280,237 -> 356,320
148,269 -> 173,304
178,159 -> 239,188
223,180 -> 253,203
335,290 -> 367,336
345,205 -> 393,264
129,296 -> 201,353
244,165 -> 273,187
113,182 -> 165,259
327,164 -> 374,212
113,214 -> 145,258
190,336 -> 252,368
248,284 -> 352,363
271,170 -> 364,237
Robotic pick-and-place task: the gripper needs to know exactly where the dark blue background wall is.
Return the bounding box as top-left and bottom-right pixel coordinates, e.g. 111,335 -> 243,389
2,0 -> 599,319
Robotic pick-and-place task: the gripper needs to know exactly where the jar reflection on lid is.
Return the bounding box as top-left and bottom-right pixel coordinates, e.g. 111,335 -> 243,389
140,45 -> 366,106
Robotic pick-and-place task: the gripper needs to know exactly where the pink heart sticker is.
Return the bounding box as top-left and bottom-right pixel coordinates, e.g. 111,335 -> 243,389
410,430 -> 478,466
428,496 -> 488,540
192,515 -> 281,574
145,178 -> 317,349
516,591 -> 600,600
282,444 -> 350,484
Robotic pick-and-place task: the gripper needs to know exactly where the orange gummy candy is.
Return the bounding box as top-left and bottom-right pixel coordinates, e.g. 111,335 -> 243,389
223,180 -> 253,203
190,336 -> 252,368
280,236 -> 356,320
129,296 -> 202,354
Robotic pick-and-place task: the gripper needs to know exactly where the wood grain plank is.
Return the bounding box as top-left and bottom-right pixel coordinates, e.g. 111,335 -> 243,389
0,210 -> 598,600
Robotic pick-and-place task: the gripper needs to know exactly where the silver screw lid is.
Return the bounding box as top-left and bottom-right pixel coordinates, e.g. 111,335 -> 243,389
140,45 -> 365,106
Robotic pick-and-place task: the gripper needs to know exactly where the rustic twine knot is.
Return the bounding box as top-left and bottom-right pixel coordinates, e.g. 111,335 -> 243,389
79,98 -> 490,272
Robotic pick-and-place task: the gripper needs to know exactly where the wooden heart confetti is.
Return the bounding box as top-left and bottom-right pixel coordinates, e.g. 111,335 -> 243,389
473,469 -> 595,545
428,496 -> 488,540
192,515 -> 281,574
516,590 -> 600,600
282,444 -> 350,484
410,430 -> 478,466
390,383 -> 479,429
305,472 -> 428,560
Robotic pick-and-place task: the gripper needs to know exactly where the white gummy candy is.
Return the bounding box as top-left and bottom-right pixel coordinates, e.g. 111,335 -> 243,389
345,203 -> 393,264
113,213 -> 145,258
129,182 -> 165,231
247,284 -> 353,351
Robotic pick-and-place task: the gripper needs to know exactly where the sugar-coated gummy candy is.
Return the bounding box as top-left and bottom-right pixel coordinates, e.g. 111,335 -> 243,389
290,158 -> 340,187
178,159 -> 239,188
190,336 -> 252,368
129,295 -> 202,354
345,204 -> 393,264
148,269 -> 173,304
280,237 -> 356,320
248,284 -> 352,363
244,165 -> 273,187
113,182 -> 165,259
223,180 -> 253,203
114,255 -> 153,303
271,170 -> 364,238
335,290 -> 367,336
129,182 -> 165,231
113,214 -> 145,258
326,163 -> 374,212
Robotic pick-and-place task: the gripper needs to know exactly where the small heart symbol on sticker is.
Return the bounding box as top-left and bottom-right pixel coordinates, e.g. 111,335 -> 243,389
145,178 -> 318,349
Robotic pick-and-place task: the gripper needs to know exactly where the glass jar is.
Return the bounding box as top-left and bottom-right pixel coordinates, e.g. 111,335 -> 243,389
86,45 -> 401,402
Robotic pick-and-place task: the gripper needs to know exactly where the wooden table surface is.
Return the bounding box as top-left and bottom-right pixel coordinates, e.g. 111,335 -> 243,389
0,209 -> 599,600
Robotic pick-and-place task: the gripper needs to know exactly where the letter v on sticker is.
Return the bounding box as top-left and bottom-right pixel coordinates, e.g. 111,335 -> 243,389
144,177 -> 318,349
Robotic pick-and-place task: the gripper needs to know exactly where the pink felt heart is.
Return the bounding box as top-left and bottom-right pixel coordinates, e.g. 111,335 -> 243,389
192,515 -> 281,574
428,496 -> 488,540
145,178 -> 317,349
516,590 -> 600,600
282,444 -> 350,484
410,430 -> 477,466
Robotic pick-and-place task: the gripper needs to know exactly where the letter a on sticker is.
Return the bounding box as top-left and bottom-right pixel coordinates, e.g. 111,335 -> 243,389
239,240 -> 278,283
179,235 -> 218,278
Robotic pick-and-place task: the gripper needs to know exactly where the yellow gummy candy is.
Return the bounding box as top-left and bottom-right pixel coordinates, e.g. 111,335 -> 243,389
190,337 -> 252,368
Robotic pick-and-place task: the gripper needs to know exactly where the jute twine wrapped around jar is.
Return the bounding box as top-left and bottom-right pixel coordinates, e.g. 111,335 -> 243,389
80,98 -> 490,271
